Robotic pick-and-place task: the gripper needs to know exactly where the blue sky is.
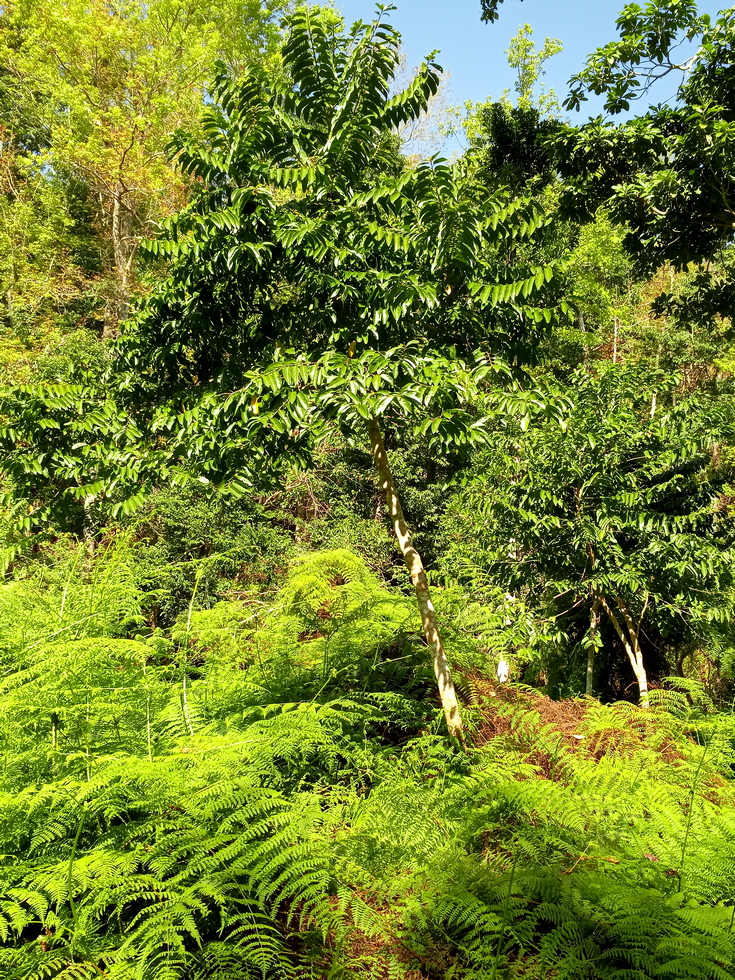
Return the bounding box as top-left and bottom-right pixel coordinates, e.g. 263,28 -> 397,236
335,0 -> 726,119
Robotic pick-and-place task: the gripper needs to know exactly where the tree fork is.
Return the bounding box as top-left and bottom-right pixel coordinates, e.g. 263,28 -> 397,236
368,416 -> 463,742
600,595 -> 649,706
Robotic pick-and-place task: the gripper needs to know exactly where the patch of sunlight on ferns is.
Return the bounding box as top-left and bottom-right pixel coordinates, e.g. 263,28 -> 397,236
1,552 -> 421,978
0,638 -> 171,788
434,579 -> 548,677
263,549 -> 419,669
0,537 -> 144,667
5,547 -> 735,978
0,725 -> 342,978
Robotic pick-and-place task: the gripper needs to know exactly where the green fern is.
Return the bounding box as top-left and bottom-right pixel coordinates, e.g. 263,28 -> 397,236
4,544 -> 735,978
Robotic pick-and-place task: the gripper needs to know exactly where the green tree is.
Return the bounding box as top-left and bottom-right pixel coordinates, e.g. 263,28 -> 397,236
0,134 -> 102,374
479,0 -> 524,23
106,5 -> 564,738
0,0 -> 289,335
0,67 -> 104,373
554,3 -> 735,298
439,365 -> 735,702
565,212 -> 636,342
463,23 -> 563,191
506,22 -> 563,113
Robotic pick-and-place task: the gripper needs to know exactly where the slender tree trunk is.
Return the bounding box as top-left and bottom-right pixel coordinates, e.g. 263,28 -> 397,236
367,417 -> 463,741
631,657 -> 649,705
613,316 -> 619,364
586,597 -> 601,697
82,493 -> 96,556
600,595 -> 650,706
617,597 -> 650,706
104,182 -> 137,339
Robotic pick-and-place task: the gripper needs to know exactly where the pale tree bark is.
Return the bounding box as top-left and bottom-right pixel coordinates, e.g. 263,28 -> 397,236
586,596 -> 601,697
104,181 -> 138,339
600,594 -> 650,706
613,316 -> 619,364
82,493 -> 96,556
367,416 -> 463,742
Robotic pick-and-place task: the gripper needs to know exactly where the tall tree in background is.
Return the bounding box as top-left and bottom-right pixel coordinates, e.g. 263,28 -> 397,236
553,2 -> 735,321
0,44 -> 104,368
0,0 -> 289,337
0,116 -> 100,371
465,22 -> 563,191
506,22 -> 563,112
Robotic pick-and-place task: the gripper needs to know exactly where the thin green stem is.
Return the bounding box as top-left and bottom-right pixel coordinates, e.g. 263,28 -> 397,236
67,806 -> 88,937
490,850 -> 519,980
679,743 -> 708,893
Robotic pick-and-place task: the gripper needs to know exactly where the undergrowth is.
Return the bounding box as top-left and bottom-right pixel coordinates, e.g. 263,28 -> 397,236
1,545 -> 735,978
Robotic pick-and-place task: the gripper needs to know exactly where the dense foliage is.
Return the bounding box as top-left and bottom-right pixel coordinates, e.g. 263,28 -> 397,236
4,545 -> 735,979
2,1 -> 735,977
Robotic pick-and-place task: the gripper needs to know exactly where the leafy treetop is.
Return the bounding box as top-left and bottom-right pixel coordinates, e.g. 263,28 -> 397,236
553,3 -> 735,279
117,3 -> 562,475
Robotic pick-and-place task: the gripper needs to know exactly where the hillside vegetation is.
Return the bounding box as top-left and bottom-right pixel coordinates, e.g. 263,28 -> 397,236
2,1 -> 735,977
